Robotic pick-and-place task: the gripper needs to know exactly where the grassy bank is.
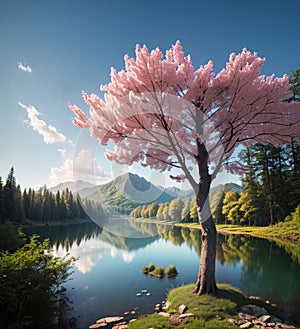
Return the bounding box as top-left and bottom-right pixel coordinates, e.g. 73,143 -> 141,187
128,283 -> 281,329
216,220 -> 299,242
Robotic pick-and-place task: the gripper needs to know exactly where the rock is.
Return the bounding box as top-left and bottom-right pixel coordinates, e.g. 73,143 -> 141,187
280,324 -> 297,329
112,324 -> 128,329
129,319 -> 137,323
228,318 -> 237,324
146,293 -> 152,296
258,315 -> 272,323
239,312 -> 256,321
96,316 -> 124,324
130,310 -> 136,315
249,296 -> 263,301
178,304 -> 188,314
123,311 -> 130,316
141,289 -> 148,293
241,305 -> 268,318
178,313 -> 195,319
240,322 -> 253,329
158,312 -> 171,318
89,324 -> 108,329
136,293 -> 142,297
162,301 -> 171,310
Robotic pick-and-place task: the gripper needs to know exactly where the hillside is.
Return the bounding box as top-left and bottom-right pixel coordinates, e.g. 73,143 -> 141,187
88,173 -> 176,214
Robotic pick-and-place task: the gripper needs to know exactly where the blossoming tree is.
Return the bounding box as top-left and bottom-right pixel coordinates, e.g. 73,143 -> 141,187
69,41 -> 300,295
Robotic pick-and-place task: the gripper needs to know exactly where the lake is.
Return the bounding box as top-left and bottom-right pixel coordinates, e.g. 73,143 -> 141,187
26,219 -> 300,328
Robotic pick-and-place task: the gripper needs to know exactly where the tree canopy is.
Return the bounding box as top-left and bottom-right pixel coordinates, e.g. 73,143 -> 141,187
70,41 -> 300,192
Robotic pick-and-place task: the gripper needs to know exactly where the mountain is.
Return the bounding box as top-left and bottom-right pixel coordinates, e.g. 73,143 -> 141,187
211,182 -> 242,195
87,173 -> 176,214
49,180 -> 96,194
158,186 -> 194,199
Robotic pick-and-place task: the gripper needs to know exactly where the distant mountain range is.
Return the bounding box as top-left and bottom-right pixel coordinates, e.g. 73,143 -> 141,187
49,173 -> 241,214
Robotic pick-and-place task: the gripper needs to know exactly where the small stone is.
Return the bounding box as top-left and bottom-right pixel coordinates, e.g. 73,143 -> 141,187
158,312 -> 170,318
249,296 -> 263,301
280,324 -> 297,329
123,312 -> 130,316
136,293 -> 142,297
239,312 -> 256,321
104,316 -> 124,324
178,313 -> 195,319
141,289 -> 148,293
89,323 -> 107,329
162,301 -> 171,310
130,311 -> 136,315
179,304 -> 188,314
112,323 -> 128,329
129,319 -> 137,323
228,318 -> 236,324
240,322 -> 253,329
258,315 -> 272,323
146,293 -> 152,296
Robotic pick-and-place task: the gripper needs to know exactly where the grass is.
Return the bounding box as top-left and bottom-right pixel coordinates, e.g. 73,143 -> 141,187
129,283 -> 280,329
142,264 -> 178,278
216,220 -> 299,241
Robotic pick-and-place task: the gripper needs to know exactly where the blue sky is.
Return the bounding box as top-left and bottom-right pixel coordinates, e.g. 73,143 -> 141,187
1,0 -> 300,189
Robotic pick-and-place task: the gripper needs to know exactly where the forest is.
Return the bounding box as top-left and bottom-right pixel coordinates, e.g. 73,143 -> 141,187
0,167 -> 107,227
130,141 -> 300,226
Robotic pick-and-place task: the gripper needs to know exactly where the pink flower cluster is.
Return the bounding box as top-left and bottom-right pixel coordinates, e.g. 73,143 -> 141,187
69,41 -> 300,179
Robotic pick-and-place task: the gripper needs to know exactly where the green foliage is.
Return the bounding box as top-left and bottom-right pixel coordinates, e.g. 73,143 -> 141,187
0,167 -> 104,226
151,266 -> 165,277
0,234 -> 75,329
291,204 -> 300,223
0,221 -> 25,251
164,264 -> 178,277
142,263 -> 156,273
129,283 -> 265,329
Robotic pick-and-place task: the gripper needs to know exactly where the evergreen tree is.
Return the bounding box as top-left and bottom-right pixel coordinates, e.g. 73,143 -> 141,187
0,177 -> 4,222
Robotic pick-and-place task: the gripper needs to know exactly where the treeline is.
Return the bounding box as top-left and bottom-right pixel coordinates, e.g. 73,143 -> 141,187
220,141 -> 300,226
130,141 -> 300,227
130,197 -> 199,222
0,167 -> 107,225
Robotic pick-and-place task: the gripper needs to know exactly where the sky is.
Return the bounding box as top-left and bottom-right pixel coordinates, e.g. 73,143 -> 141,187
1,0 -> 300,190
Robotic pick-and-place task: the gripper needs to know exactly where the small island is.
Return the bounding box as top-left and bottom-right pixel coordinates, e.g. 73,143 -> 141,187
142,263 -> 178,278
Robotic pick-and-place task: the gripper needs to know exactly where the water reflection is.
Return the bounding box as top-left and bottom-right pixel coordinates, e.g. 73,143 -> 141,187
26,220 -> 300,325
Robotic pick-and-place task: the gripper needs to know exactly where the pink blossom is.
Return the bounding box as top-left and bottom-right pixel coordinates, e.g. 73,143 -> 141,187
70,41 -> 300,183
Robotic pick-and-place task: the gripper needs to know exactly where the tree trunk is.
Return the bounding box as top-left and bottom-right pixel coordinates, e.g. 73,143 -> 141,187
192,139 -> 218,295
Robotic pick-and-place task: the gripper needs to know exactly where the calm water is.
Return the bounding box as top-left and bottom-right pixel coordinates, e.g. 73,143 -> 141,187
27,220 -> 300,328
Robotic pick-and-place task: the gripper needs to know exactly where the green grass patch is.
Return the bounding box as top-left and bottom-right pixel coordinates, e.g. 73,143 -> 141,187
216,220 -> 299,241
129,283 -> 280,329
165,265 -> 178,277
151,266 -> 165,278
142,263 -> 178,278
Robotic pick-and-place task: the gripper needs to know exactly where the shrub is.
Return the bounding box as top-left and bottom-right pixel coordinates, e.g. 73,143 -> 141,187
142,263 -> 156,273
165,264 -> 178,277
148,263 -> 156,272
0,234 -> 75,329
151,266 -> 165,277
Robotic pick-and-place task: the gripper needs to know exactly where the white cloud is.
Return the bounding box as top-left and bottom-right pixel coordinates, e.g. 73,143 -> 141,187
17,61 -> 32,73
49,148 -> 110,186
122,251 -> 136,263
53,238 -> 120,274
18,101 -> 67,144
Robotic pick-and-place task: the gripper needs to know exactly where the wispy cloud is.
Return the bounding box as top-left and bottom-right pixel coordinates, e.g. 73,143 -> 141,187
49,149 -> 110,186
18,101 -> 67,144
17,61 -> 33,73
